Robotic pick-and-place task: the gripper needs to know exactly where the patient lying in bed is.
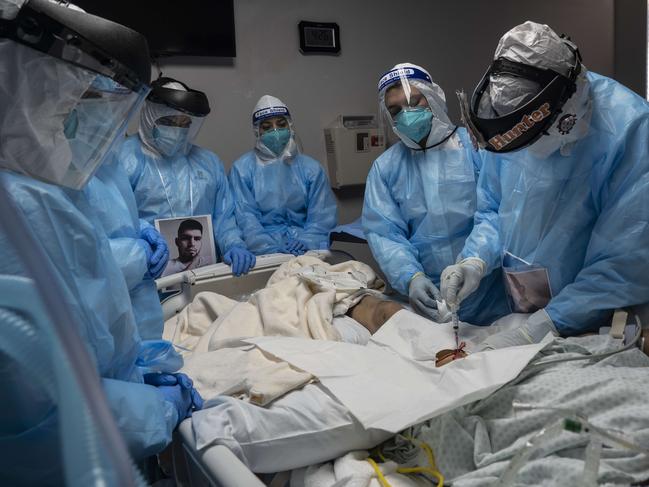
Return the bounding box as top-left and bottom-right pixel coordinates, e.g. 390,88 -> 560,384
165,255 -> 469,407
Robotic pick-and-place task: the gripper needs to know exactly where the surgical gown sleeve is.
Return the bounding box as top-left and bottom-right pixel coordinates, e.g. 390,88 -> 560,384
291,161 -> 338,249
362,162 -> 423,295
119,135 -> 146,191
0,175 -> 176,464
458,154 -> 503,273
545,119 -> 649,335
229,161 -> 283,254
212,161 -> 246,256
107,237 -> 148,290
102,378 -> 176,460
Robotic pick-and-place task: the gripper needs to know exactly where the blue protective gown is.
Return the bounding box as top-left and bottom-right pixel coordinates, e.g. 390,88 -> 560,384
460,72 -> 649,335
118,134 -> 244,258
0,172 -> 176,486
362,128 -> 509,325
84,154 -> 164,340
228,152 -> 338,254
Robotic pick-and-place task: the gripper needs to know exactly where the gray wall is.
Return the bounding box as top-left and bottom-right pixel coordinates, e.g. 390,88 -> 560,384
614,0 -> 647,96
149,0 -> 619,224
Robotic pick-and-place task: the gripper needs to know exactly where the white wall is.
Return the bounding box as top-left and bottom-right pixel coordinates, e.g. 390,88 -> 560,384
149,0 -> 615,223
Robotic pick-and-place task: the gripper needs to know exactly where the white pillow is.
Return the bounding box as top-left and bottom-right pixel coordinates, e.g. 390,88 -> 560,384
191,383 -> 392,473
332,315 -> 371,345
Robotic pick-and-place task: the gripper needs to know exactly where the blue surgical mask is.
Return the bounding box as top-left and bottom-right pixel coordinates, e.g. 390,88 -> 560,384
394,107 -> 433,143
260,128 -> 291,156
67,100 -> 122,172
152,125 -> 190,158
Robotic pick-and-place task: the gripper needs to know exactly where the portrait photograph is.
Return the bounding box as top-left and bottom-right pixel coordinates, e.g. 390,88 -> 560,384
155,215 -> 216,277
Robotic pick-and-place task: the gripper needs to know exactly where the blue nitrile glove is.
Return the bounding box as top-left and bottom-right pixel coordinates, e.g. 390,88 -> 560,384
478,309 -> 559,351
143,372 -> 204,425
284,238 -> 307,256
140,226 -> 169,278
223,246 -> 256,276
408,272 -> 442,322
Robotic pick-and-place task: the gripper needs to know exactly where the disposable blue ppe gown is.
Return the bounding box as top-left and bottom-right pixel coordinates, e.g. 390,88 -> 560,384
363,128 -> 509,325
460,72 -> 649,335
0,172 -> 177,486
229,152 -> 338,254
119,134 -> 244,257
84,154 -> 164,339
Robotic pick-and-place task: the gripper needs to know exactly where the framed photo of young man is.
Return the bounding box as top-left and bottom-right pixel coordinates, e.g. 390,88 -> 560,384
155,215 -> 216,277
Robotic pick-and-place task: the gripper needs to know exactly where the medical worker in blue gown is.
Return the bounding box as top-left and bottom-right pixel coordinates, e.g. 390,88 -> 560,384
229,95 -> 338,256
0,2 -> 201,485
363,63 -> 509,325
441,22 -> 649,347
118,77 -> 256,276
84,151 -> 168,340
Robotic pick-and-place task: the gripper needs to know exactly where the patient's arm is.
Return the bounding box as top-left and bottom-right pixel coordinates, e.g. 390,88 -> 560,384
347,295 -> 403,334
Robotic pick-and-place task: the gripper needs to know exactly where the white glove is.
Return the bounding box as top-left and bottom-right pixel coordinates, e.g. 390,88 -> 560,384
440,258 -> 486,311
409,273 -> 443,322
479,309 -> 558,350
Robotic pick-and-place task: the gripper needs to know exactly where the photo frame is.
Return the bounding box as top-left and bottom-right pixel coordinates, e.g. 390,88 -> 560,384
154,215 -> 216,277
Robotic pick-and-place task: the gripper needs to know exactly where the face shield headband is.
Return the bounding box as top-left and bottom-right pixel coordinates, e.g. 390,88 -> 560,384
0,0 -> 149,94
460,46 -> 582,153
378,66 -> 456,150
147,77 -> 210,117
252,105 -> 291,125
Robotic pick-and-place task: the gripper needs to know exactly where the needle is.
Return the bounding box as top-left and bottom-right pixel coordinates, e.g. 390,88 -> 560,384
452,310 -> 459,351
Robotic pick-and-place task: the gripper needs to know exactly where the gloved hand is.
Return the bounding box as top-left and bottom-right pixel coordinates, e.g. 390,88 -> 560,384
144,372 -> 204,425
284,238 -> 307,256
440,258 -> 486,311
139,226 -> 169,278
408,273 -> 443,321
223,246 -> 256,276
478,309 -> 558,351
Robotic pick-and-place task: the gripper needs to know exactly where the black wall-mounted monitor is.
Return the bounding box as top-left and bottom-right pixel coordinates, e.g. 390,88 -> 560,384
74,0 -> 236,58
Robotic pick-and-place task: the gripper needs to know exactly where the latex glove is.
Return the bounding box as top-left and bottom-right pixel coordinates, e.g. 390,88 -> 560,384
440,258 -> 486,311
223,246 -> 256,276
284,238 -> 307,256
478,309 -> 558,351
140,226 -> 169,278
144,372 -> 204,425
408,273 -> 442,321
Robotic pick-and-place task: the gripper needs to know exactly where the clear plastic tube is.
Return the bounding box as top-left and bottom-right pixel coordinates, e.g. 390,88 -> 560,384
500,401 -> 649,486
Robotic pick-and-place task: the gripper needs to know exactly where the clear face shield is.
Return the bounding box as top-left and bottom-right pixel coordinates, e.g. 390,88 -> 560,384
458,47 -> 582,153
140,101 -> 206,158
0,40 -> 150,190
252,104 -> 299,161
62,75 -> 149,187
377,66 -> 455,150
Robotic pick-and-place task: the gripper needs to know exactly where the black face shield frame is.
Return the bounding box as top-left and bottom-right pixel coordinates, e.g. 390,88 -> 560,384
0,0 -> 150,92
148,76 -> 211,117
460,45 -> 582,153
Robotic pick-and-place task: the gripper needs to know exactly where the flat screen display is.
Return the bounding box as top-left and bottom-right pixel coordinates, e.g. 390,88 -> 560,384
74,0 -> 236,57
304,27 -> 335,48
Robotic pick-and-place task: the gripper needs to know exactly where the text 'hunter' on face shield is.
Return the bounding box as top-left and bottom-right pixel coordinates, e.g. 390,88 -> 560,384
459,53 -> 581,153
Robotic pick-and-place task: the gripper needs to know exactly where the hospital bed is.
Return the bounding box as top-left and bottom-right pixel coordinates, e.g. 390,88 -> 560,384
157,249 -> 361,487
156,253 -> 649,487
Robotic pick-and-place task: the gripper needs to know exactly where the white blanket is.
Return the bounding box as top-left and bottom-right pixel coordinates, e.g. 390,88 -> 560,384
252,310 -> 548,433
163,256 -> 384,405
